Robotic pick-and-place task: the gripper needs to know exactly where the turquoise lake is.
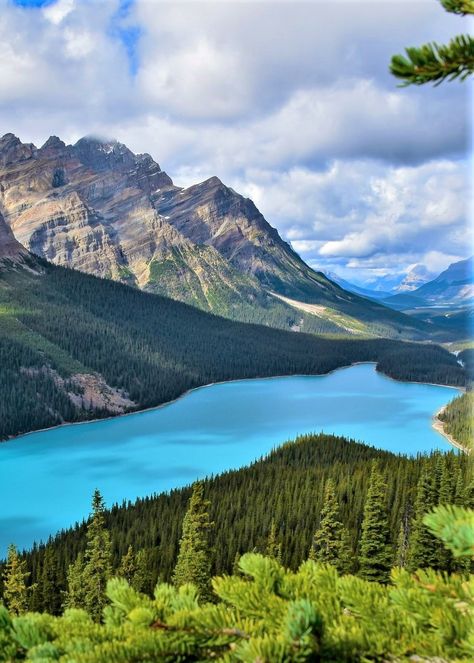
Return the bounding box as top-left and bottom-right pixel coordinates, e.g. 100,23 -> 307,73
0,363 -> 460,555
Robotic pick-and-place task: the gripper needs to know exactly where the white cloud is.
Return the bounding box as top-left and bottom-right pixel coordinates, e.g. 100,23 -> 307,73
225,158 -> 470,283
0,0 -> 470,285
43,0 -> 75,25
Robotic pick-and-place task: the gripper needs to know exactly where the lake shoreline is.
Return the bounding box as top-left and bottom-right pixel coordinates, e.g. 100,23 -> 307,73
3,361 -> 463,446
432,406 -> 470,454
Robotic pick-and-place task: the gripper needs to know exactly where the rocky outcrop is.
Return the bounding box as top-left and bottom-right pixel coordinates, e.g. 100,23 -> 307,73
0,210 -> 28,262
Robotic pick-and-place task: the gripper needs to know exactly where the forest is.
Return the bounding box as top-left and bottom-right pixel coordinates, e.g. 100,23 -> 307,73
1,432 -> 471,613
0,259 -> 467,440
440,392 -> 474,452
0,433 -> 472,661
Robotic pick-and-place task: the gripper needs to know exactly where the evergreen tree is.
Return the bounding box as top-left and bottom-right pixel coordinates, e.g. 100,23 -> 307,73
265,519 -> 282,563
390,0 -> 474,86
2,544 -> 29,615
172,482 -> 213,601
338,526 -> 355,575
395,508 -> 411,568
407,463 -> 438,571
63,553 -> 85,610
38,546 -> 61,615
358,463 -> 392,583
82,489 -> 112,620
309,479 -> 352,574
118,545 -> 136,584
132,549 -> 153,594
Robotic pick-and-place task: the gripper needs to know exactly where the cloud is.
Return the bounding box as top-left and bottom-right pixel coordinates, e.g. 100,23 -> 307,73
0,0 -> 471,284
226,158 -> 469,284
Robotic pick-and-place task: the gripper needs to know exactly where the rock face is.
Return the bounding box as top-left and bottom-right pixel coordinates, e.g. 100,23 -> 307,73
0,209 -> 28,262
0,133 -> 429,337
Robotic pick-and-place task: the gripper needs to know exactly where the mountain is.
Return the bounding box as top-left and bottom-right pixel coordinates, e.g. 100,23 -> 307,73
0,132 -> 436,339
383,257 -> 473,309
325,272 -> 391,300
0,252 -> 465,440
328,264 -> 435,301
412,257 -> 473,305
392,264 -> 435,293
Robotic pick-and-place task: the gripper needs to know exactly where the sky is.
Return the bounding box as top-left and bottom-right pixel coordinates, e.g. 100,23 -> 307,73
1,0 -> 472,286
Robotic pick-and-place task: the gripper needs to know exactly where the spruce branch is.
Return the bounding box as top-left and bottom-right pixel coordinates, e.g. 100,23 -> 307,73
439,0 -> 474,15
390,0 -> 474,86
390,34 -> 474,86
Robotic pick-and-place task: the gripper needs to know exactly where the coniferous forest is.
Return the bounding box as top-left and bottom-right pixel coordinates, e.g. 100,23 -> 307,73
1,433 -> 471,609
440,392 -> 474,452
0,433 -> 473,661
0,259 -> 467,440
1,0 -> 474,658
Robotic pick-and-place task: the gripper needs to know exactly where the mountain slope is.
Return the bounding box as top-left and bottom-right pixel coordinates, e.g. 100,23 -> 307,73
0,253 -> 465,440
413,256 -> 473,305
0,132 -> 437,339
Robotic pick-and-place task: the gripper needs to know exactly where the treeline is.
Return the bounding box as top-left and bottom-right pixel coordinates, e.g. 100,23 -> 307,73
439,392 -> 473,451
3,433 -> 471,614
1,443 -> 472,661
0,261 -> 466,439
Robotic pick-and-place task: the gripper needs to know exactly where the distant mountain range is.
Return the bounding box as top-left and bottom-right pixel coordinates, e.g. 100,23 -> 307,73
382,257 -> 473,310
329,258 -> 473,339
331,259 -> 473,309
0,132 -> 435,340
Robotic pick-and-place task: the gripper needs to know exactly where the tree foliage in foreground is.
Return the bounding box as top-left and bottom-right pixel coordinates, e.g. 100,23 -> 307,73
0,504 -> 473,662
390,0 -> 474,85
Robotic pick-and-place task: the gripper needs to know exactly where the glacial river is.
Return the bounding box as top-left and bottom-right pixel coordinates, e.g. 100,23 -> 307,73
0,363 -> 460,554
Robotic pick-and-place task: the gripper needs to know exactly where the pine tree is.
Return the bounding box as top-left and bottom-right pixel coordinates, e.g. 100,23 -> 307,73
3,544 -> 29,615
395,508 -> 411,568
118,545 -> 136,584
265,519 -> 282,563
390,0 -> 474,86
63,553 -> 86,610
132,549 -> 153,594
407,463 -> 438,571
39,546 -> 61,614
358,463 -> 392,583
338,526 -> 355,575
310,479 -> 354,574
172,482 -> 213,601
82,489 -> 112,620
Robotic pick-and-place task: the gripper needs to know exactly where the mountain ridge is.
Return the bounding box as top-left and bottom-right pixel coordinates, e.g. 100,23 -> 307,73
0,132 -> 444,339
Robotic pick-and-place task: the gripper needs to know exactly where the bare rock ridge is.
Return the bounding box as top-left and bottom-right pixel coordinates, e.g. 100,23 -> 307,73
0,133 -> 430,338
0,210 -> 28,262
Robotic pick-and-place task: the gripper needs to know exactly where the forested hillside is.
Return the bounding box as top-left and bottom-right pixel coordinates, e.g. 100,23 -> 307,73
0,259 -> 466,440
439,392 -> 473,452
5,432 -> 470,615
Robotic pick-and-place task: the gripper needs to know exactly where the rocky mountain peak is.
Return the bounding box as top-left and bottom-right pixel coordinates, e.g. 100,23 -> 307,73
394,264 -> 434,293
0,133 -> 36,166
41,136 -> 67,152
73,136 -> 135,171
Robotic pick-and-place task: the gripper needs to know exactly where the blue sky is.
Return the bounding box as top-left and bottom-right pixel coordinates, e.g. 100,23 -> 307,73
2,0 -> 472,285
